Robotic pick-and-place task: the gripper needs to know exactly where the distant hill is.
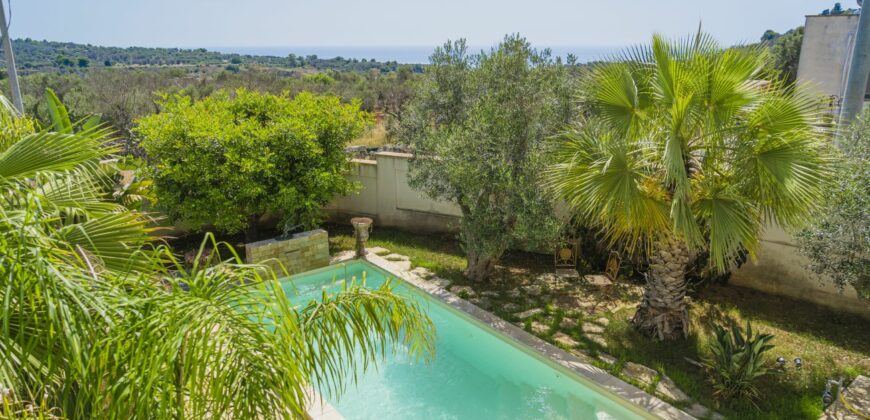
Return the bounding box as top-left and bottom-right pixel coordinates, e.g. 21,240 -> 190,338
4,38 -> 414,74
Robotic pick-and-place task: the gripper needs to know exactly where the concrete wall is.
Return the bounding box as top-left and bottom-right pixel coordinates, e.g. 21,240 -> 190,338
245,229 -> 330,276
796,15 -> 867,109
731,225 -> 869,318
325,152 -> 462,233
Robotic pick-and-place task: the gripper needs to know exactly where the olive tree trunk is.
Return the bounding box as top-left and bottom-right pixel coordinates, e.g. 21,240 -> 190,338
632,236 -> 690,340
464,251 -> 497,282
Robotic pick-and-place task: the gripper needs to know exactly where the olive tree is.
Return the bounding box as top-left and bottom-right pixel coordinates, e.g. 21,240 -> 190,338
396,35 -> 574,281
798,110 -> 870,299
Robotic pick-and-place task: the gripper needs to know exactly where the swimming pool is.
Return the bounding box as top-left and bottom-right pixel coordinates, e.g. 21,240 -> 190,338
282,260 -> 651,420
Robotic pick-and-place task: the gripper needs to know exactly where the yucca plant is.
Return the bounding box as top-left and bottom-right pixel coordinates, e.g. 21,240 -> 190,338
0,93 -> 435,419
702,321 -> 775,406
546,32 -> 831,340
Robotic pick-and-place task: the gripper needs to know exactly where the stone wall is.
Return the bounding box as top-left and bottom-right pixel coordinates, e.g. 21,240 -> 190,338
245,229 -> 330,276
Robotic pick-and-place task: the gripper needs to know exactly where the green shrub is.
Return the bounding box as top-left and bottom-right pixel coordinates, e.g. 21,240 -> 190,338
136,89 -> 370,240
797,109 -> 870,299
702,321 -> 775,406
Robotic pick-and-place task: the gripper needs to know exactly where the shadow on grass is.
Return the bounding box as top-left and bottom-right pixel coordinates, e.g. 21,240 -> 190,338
697,285 -> 870,357
604,310 -> 831,419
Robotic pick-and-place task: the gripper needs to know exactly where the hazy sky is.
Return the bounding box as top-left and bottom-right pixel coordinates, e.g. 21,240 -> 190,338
8,0 -> 851,48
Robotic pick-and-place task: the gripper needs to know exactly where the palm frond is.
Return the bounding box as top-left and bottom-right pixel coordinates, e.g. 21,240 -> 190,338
546,123 -> 669,250
0,131 -> 113,180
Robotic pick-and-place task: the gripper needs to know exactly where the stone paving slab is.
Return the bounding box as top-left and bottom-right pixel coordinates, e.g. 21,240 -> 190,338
449,285 -> 476,297
366,246 -> 390,255
409,266 -> 434,278
531,321 -> 549,335
821,375 -> 870,420
582,323 -> 605,334
429,277 -> 451,288
622,362 -> 658,386
656,375 -> 691,403
553,332 -> 580,348
515,308 -> 544,320
584,274 -> 613,286
560,317 -> 578,329
585,334 -> 608,348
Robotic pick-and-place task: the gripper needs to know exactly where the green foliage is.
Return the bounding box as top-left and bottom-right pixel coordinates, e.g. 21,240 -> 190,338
20,65 -> 420,154
11,38 -> 407,73
702,322 -> 775,406
547,33 -> 832,271
396,35 -> 574,280
770,27 -> 804,84
136,89 -> 369,237
798,110 -> 870,299
0,94 -> 434,418
822,2 -> 858,15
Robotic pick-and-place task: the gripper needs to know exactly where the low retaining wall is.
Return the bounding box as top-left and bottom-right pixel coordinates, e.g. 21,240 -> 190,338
245,229 -> 329,276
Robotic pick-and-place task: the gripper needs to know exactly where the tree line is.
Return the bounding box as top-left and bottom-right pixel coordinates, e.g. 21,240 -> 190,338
2,38 -> 416,74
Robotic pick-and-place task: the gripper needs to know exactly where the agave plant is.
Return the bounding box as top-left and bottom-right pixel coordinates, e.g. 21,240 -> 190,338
0,93 -> 435,418
702,321 -> 775,405
546,33 -> 831,340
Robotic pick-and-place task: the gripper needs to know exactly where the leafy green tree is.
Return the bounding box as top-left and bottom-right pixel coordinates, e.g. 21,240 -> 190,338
760,30 -> 780,43
136,89 -> 369,241
397,35 -> 573,281
0,94 -> 434,418
770,27 -> 804,84
547,33 -> 831,340
798,110 -> 870,299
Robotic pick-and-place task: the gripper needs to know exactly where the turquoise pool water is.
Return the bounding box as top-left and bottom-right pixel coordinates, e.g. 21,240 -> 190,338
282,260 -> 646,420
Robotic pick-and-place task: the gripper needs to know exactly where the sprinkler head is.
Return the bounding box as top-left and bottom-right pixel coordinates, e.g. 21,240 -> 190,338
776,356 -> 786,368
794,357 -> 803,369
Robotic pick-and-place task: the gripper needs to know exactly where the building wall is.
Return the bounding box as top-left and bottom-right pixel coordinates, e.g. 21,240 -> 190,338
796,15 -> 861,108
325,152 -> 462,233
730,226 -> 869,318
245,229 -> 330,276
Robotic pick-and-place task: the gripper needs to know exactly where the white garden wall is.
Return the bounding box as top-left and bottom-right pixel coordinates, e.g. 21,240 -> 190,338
325,152 -> 461,233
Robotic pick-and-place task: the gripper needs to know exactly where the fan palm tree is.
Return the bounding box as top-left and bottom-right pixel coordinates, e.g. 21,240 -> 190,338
0,93 -> 435,418
546,34 -> 831,340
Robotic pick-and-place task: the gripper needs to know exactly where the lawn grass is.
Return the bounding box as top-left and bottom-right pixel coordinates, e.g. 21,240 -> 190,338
327,224 -> 870,420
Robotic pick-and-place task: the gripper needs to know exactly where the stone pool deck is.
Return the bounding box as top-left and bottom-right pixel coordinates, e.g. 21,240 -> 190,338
306,387 -> 344,420
329,250 -> 696,420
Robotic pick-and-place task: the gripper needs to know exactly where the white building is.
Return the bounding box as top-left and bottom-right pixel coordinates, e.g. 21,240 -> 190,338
796,13 -> 870,113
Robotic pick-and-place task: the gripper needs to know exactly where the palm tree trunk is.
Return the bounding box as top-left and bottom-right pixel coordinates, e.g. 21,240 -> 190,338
632,236 -> 690,340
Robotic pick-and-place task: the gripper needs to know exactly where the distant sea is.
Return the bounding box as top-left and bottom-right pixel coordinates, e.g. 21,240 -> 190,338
210,45 -> 622,64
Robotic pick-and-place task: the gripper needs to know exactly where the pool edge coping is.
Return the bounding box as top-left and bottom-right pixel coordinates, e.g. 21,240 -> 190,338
352,252 -> 696,420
